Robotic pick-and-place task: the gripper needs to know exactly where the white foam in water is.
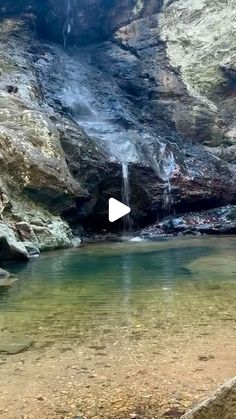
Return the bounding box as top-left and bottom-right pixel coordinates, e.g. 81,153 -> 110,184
130,237 -> 144,242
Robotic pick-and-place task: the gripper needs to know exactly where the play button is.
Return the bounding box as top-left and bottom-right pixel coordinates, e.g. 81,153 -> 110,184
109,198 -> 131,223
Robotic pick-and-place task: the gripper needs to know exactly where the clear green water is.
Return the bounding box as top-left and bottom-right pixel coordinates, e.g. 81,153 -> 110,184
0,236 -> 236,346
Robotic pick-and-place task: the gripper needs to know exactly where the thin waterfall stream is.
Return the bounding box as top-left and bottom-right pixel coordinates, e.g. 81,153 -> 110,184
122,162 -> 132,231
63,0 -> 75,48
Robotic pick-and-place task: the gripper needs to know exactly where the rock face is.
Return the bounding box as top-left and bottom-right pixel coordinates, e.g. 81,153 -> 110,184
43,0 -> 162,46
160,0 -> 236,155
0,16 -> 83,209
181,377 -> 236,419
0,0 -> 236,254
0,14 -> 88,256
1,0 -> 162,44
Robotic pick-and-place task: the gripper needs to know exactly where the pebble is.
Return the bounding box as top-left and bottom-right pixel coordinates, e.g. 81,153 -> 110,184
36,395 -> 44,401
198,354 -> 215,361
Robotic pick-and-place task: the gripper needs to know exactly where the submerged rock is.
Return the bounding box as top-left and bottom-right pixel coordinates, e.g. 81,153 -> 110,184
0,334 -> 33,355
0,268 -> 11,278
0,268 -> 17,288
0,277 -> 17,287
0,268 -> 17,286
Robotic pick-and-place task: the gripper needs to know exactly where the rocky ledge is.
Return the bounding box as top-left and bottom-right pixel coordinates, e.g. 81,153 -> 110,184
138,205 -> 236,239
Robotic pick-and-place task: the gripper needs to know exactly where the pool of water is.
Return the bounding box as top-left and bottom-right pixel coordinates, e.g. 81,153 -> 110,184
1,236 -> 236,346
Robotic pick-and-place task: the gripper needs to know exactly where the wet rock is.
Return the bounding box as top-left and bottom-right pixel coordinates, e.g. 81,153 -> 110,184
0,277 -> 17,287
161,206 -> 236,235
0,268 -> 11,278
140,205 -> 236,238
1,0 -> 161,47
181,376 -> 236,419
45,30 -> 236,229
42,0 -> 162,46
23,241 -> 40,257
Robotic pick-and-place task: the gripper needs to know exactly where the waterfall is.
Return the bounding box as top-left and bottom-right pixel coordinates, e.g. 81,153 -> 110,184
163,181 -> 173,214
122,163 -> 132,232
59,42 -> 177,230
158,145 -> 176,215
63,0 -> 75,48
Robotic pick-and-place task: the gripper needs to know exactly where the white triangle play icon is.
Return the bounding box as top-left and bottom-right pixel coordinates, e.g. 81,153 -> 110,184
109,198 -> 131,223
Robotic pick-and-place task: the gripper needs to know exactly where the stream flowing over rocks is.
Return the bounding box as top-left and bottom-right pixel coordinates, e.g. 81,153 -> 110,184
0,0 -> 236,259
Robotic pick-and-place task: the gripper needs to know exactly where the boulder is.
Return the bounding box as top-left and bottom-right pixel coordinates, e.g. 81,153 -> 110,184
0,277 -> 17,287
23,241 -> 40,257
0,333 -> 33,355
0,223 -> 29,261
0,268 -> 17,287
0,268 -> 11,278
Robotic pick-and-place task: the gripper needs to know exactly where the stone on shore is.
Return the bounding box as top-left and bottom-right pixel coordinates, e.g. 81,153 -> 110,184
181,377 -> 236,419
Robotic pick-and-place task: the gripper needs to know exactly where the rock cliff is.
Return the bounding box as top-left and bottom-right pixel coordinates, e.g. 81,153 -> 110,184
0,0 -> 235,259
